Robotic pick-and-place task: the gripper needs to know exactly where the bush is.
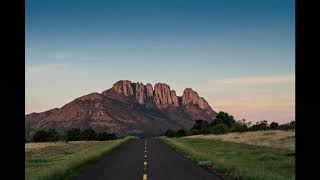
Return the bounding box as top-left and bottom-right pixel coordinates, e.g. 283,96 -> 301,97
211,111 -> 236,128
289,120 -> 295,129
189,129 -> 200,135
210,123 -> 229,134
66,128 -> 81,141
191,120 -> 210,132
33,130 -> 48,142
81,128 -> 96,141
175,129 -> 187,138
95,132 -> 117,141
249,120 -> 269,131
231,119 -> 249,132
270,122 -> 279,129
108,133 -> 117,140
164,129 -> 176,137
47,129 -> 60,141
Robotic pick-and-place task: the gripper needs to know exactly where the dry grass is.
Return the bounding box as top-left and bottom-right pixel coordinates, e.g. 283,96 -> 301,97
25,137 -> 134,180
185,130 -> 295,152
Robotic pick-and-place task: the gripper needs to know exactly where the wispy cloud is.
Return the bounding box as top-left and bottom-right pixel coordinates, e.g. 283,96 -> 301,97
49,52 -> 72,60
215,74 -> 294,85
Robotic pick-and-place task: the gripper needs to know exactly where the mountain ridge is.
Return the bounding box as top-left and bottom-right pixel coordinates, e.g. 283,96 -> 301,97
25,80 -> 217,136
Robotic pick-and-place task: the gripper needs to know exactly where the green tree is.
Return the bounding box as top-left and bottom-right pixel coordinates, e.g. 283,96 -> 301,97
210,123 -> 229,134
66,128 -> 81,141
231,119 -> 249,132
108,133 -> 117,140
175,129 -> 187,138
81,128 -> 96,141
211,111 -> 236,128
164,129 -> 176,137
270,122 -> 279,129
289,120 -> 295,129
47,129 -> 60,141
96,132 -> 109,141
32,130 -> 48,142
250,120 -> 269,131
191,119 -> 210,132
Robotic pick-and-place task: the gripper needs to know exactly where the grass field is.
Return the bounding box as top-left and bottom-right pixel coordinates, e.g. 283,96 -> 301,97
25,137 -> 134,180
161,130 -> 295,180
186,130 -> 295,152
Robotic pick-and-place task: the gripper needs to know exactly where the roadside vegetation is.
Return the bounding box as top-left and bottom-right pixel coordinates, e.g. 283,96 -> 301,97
163,111 -> 295,138
25,136 -> 134,180
161,111 -> 295,180
27,128 -> 118,143
162,137 -> 295,180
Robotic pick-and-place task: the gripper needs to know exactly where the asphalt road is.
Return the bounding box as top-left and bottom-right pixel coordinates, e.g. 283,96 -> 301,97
75,138 -> 221,180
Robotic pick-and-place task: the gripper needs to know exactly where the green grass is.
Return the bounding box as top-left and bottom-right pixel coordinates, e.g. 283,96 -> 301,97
25,137 -> 135,180
161,137 -> 295,180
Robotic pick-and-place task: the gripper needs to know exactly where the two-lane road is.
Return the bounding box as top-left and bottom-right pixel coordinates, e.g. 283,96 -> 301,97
75,138 -> 221,180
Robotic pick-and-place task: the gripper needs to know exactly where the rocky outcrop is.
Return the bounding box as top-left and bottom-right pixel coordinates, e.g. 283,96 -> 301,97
182,88 -> 210,110
154,83 -> 179,108
135,82 -> 146,104
110,81 -> 211,110
112,80 -> 133,96
146,83 -> 154,97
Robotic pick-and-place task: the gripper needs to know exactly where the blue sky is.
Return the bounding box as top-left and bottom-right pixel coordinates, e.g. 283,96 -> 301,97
26,0 -> 295,123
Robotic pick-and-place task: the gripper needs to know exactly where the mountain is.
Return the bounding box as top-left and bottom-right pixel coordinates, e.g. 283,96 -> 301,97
25,80 -> 217,136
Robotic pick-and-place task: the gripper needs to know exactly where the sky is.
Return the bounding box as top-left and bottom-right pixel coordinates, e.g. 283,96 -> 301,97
26,0 -> 295,123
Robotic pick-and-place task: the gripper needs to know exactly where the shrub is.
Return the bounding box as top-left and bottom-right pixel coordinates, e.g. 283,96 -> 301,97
191,120 -> 210,132
66,128 -> 81,141
81,128 -> 96,141
270,122 -> 279,129
33,130 -> 48,142
289,120 -> 295,129
211,111 -> 236,128
164,129 -> 176,137
250,120 -> 269,131
108,133 -> 117,140
96,132 -> 109,141
189,129 -> 200,135
210,123 -> 229,134
176,129 -> 187,138
47,129 -> 60,141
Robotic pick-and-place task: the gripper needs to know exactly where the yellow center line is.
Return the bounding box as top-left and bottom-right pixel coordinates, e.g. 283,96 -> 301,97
143,174 -> 147,180
143,140 -> 148,180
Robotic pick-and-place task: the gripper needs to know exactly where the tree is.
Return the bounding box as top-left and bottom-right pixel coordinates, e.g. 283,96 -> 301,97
289,120 -> 295,129
81,128 -> 96,141
270,122 -> 279,129
47,129 -> 60,141
164,129 -> 176,137
191,120 -> 210,132
32,130 -> 48,142
231,119 -> 249,132
250,120 -> 269,131
211,111 -> 236,128
210,123 -> 229,134
66,128 -> 81,141
176,129 -> 187,138
108,133 -> 117,140
96,132 -> 110,141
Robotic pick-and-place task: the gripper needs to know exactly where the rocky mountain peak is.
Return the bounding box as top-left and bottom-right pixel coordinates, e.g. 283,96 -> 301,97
153,83 -> 179,108
26,80 -> 217,136
182,88 -> 210,110
112,80 -> 133,96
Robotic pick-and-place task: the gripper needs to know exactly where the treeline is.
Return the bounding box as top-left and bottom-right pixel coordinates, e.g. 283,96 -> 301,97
164,111 -> 295,138
29,128 -> 118,142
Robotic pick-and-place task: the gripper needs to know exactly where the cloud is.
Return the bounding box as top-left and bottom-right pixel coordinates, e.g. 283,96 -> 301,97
49,52 -> 72,60
215,74 -> 294,85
